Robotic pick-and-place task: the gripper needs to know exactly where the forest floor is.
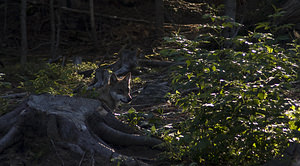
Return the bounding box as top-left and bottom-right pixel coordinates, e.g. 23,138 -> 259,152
0,0 -> 211,165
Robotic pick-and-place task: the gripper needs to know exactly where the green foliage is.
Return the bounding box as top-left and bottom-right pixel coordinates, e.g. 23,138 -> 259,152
0,73 -> 12,89
21,62 -> 97,96
0,98 -> 9,116
162,18 -> 299,165
122,107 -> 144,126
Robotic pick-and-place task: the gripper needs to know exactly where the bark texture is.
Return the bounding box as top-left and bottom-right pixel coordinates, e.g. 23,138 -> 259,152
0,94 -> 162,165
110,49 -> 138,76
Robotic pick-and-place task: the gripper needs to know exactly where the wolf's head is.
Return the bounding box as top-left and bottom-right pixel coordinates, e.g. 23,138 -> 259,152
109,72 -> 132,104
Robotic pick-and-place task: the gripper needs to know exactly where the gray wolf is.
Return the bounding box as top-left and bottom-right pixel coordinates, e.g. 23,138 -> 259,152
97,72 -> 132,110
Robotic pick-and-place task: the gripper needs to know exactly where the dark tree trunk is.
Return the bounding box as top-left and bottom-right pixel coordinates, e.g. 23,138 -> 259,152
50,0 -> 56,59
49,0 -> 61,61
2,0 -> 7,43
279,0 -> 300,25
20,0 -> 28,66
55,2 -> 61,57
90,0 -> 98,50
155,0 -> 164,36
223,0 -> 236,48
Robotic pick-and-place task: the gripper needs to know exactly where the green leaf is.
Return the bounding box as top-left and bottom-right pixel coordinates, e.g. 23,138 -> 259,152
151,125 -> 156,133
258,92 -> 267,100
212,65 -> 217,72
187,73 -> 194,79
266,46 -> 273,53
128,107 -> 136,114
186,60 -> 191,67
211,17 -> 216,22
255,22 -> 270,30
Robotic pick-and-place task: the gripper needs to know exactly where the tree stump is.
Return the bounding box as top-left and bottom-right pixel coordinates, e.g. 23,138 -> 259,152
87,68 -> 110,90
0,94 -> 162,165
110,49 -> 138,76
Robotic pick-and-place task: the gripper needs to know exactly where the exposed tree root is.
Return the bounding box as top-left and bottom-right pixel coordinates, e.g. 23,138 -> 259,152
0,124 -> 22,153
0,100 -> 28,133
0,94 -> 163,165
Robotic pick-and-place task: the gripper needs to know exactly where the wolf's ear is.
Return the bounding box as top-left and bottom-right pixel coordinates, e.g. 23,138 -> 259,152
124,72 -> 131,82
110,73 -> 118,84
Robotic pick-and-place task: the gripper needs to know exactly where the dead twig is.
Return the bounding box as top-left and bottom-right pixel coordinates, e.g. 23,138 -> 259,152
79,151 -> 86,166
29,42 -> 51,51
50,139 -> 65,166
90,151 -> 95,166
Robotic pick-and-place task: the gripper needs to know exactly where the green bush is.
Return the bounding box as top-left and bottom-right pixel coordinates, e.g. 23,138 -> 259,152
162,19 -> 299,165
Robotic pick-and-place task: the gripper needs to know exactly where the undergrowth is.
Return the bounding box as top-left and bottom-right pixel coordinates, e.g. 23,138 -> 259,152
20,62 -> 97,95
161,13 -> 300,165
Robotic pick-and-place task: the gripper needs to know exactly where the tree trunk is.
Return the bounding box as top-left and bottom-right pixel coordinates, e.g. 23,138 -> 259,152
49,0 -> 61,61
20,0 -> 28,66
55,7 -> 61,54
155,0 -> 164,36
3,0 -> 7,43
279,0 -> 300,27
0,94 -> 162,165
90,0 -> 98,50
50,0 -> 56,59
223,0 -> 236,48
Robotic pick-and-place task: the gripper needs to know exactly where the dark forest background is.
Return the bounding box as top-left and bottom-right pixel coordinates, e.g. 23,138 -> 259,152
0,0 -> 300,165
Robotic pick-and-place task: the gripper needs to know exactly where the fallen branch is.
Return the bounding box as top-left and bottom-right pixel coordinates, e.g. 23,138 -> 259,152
48,55 -> 63,64
138,59 -> 183,67
0,92 -> 28,99
50,139 -> 65,166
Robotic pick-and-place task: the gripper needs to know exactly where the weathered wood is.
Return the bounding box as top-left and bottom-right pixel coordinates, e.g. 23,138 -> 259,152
0,125 -> 22,153
0,107 -> 30,153
87,68 -> 109,90
88,112 -> 161,147
0,94 -> 162,165
79,49 -> 138,85
0,100 -> 27,133
0,92 -> 28,99
110,49 -> 138,76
